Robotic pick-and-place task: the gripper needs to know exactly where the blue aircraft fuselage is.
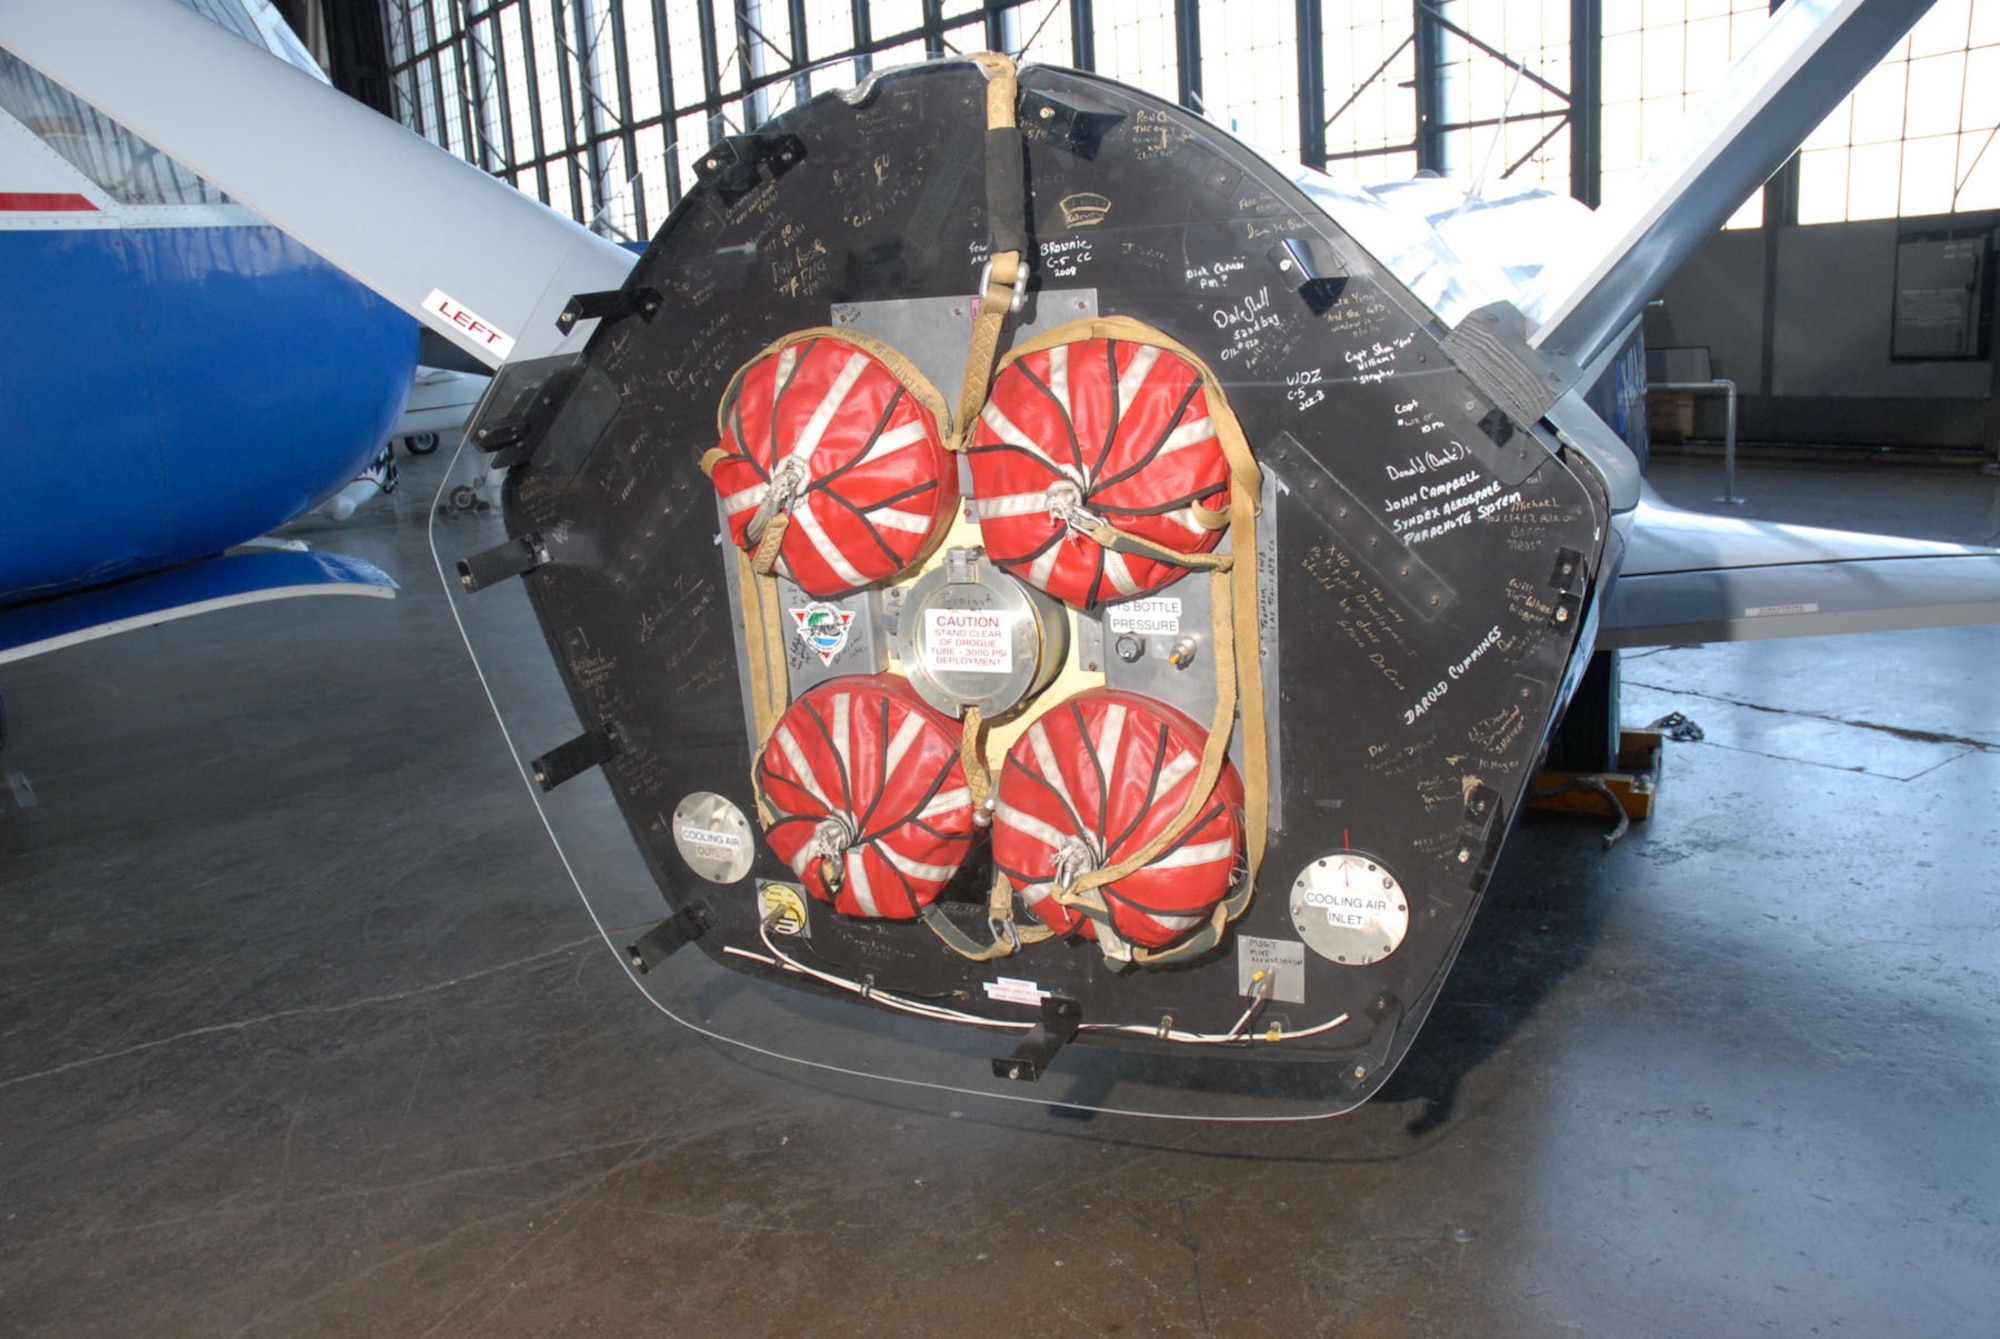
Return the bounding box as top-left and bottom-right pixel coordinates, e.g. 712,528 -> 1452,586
0,213 -> 416,601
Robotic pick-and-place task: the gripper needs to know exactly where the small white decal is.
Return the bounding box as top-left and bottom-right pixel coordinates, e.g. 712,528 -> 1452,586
1107,596 -> 1182,636
984,977 -> 1050,1007
423,287 -> 516,359
790,602 -> 855,665
678,825 -> 744,850
1744,602 -> 1820,618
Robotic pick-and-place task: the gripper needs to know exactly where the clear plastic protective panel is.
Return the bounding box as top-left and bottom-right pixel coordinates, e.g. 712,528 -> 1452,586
432,438 -> 1392,1121
429,56 -> 1611,1121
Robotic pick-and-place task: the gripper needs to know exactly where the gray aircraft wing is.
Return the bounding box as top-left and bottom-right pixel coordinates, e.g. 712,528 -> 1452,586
1601,489 -> 2000,648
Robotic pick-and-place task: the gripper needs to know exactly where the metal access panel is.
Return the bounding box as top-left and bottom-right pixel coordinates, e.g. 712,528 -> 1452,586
459,61 -> 1607,1113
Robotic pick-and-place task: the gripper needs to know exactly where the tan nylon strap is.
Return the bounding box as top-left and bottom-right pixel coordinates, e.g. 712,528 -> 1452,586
970,52 -> 1019,128
987,871 -> 1017,924
916,887 -> 1056,959
703,446 -> 788,798
714,325 -> 952,441
1085,520 -> 1233,571
953,251 -> 1021,455
1132,383 -> 1268,965
957,705 -> 994,817
748,512 -> 789,577
734,547 -> 791,826
948,54 -> 1024,454
1026,316 -> 1268,964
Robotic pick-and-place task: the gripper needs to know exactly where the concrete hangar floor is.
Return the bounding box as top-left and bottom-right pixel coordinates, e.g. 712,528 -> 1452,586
1,447 -> 1997,1337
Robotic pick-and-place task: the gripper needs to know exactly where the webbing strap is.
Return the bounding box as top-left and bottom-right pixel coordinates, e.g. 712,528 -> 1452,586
1084,519 -> 1232,571
921,876 -> 1055,962
713,325 -> 952,442
749,512 -> 790,576
958,705 -> 994,819
949,54 -> 1025,454
925,706 -> 1050,962
1014,316 -> 1268,965
701,447 -> 791,822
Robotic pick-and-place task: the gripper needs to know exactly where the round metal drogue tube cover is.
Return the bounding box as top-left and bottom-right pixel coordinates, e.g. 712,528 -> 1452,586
896,548 -> 1069,719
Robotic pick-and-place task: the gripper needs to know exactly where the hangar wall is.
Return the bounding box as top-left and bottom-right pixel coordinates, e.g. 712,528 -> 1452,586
1646,212 -> 2000,453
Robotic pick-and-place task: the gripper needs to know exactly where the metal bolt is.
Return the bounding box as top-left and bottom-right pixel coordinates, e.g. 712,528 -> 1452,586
1456,848 -> 1471,864
1039,105 -> 1054,119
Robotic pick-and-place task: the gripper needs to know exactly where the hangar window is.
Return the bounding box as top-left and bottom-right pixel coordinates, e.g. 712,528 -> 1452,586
375,0 -> 1996,236
1597,0 -> 1769,228
1432,0 -> 1572,195
0,48 -> 232,207
1319,0 -> 1420,181
1794,0 -> 2000,222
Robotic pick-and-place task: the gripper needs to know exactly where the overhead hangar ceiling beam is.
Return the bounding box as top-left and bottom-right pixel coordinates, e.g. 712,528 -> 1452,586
0,0 -> 635,368
1523,0 -> 1936,372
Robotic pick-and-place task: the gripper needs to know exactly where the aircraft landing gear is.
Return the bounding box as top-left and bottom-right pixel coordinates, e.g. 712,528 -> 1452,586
402,432 -> 440,456
437,482 -> 491,516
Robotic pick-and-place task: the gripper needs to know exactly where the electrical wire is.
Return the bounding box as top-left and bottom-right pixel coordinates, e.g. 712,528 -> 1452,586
754,918 -> 1350,1046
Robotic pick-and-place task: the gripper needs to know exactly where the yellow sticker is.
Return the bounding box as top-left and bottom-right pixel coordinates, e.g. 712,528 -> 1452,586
758,882 -> 810,936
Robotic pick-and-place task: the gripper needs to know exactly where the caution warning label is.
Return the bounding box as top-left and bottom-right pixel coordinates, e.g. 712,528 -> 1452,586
925,608 -> 1011,674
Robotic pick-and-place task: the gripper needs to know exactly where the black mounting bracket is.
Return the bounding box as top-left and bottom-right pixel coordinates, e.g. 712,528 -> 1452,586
465,354 -> 587,468
992,995 -> 1082,1082
531,722 -> 622,792
694,132 -> 807,203
456,532 -> 550,592
556,286 -> 663,336
1455,777 -> 1507,883
1550,547 -> 1587,594
626,902 -> 712,973
1266,235 -> 1350,315
1018,86 -> 1126,160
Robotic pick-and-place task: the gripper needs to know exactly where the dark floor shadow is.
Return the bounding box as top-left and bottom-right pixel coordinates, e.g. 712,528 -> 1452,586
1373,808 -> 1623,1135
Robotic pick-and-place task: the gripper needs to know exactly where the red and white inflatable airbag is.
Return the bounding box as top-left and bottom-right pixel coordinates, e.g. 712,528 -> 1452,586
756,675 -> 975,919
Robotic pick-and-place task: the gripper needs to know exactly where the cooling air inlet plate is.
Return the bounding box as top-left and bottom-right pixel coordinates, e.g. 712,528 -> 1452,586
1289,853 -> 1409,966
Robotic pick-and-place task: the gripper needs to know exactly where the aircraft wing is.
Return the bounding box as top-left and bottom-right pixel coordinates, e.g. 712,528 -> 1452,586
0,0 -> 635,369
1600,489 -> 2000,648
0,550 -> 395,666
